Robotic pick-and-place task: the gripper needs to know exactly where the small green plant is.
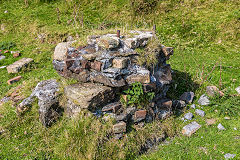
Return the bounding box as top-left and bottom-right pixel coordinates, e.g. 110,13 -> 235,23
123,82 -> 155,108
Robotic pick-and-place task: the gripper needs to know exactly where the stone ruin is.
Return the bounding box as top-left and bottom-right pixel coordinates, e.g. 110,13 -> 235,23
18,30 -> 182,139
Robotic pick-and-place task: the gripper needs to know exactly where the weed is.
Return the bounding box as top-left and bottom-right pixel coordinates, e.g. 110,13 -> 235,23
123,82 -> 155,109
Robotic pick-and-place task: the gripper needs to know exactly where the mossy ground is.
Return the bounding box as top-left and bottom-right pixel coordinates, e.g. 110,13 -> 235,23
0,0 -> 239,159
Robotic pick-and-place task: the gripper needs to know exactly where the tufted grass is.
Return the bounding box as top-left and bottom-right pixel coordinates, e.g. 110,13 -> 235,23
0,0 -> 239,159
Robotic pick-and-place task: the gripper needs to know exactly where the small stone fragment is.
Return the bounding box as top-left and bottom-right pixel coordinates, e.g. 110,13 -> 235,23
235,86 -> 240,94
0,55 -> 6,61
198,94 -> 210,106
224,153 -> 236,159
102,102 -> 121,113
179,92 -> 194,104
112,57 -> 129,69
115,113 -> 128,122
0,66 -> 6,69
126,69 -> 150,84
7,76 -> 22,85
113,121 -> 126,134
217,123 -> 225,130
195,109 -> 205,117
206,86 -> 223,97
191,104 -> 196,109
182,121 -> 201,136
158,110 -> 171,120
96,37 -> 119,50
224,117 -> 230,120
53,42 -> 73,61
134,110 -> 147,123
126,107 -> 136,115
114,133 -> 123,140
7,58 -> 33,73
184,112 -> 193,120
172,100 -> 186,109
206,118 -> 216,125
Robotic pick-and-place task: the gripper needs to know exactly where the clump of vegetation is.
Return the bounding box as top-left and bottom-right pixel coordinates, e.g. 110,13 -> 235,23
130,0 -> 158,15
209,93 -> 240,116
136,38 -> 161,68
0,41 -> 16,50
122,82 -> 155,109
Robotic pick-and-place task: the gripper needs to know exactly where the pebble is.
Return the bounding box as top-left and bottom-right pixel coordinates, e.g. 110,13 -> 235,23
184,112 -> 193,120
235,86 -> 240,94
0,66 -> 6,69
198,94 -> 210,106
190,104 -> 196,109
182,121 -> 201,136
0,56 -> 6,61
224,117 -> 230,120
217,123 -> 225,130
224,153 -> 236,159
234,127 -> 237,130
195,109 -> 205,117
206,118 -> 216,125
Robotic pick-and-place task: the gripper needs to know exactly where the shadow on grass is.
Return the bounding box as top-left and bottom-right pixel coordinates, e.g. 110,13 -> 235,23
167,69 -> 200,117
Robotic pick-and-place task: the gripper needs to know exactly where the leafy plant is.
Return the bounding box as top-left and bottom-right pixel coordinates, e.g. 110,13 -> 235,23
123,82 -> 155,108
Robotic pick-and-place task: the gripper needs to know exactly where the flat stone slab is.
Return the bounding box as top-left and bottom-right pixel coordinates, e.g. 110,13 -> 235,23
64,83 -> 115,111
184,112 -> 193,120
182,121 -> 201,136
7,58 -> 33,73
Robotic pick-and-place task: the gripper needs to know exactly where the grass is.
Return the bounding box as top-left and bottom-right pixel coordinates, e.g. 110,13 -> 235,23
0,0 -> 240,159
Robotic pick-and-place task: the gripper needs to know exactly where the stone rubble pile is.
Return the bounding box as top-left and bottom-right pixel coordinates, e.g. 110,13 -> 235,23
51,30 -> 175,138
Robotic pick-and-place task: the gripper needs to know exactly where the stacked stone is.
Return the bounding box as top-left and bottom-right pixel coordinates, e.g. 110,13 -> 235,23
52,30 -> 174,138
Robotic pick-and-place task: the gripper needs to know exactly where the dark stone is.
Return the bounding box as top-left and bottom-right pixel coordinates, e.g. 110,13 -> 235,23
102,102 -> 122,113
179,92 -> 194,104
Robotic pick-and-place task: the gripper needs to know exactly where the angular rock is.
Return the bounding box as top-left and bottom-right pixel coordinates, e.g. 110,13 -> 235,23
90,61 -> 102,71
206,118 -> 216,125
126,107 -> 136,115
235,86 -> 240,94
172,100 -> 186,109
7,58 -> 33,73
115,113 -> 128,122
184,112 -> 193,120
17,80 -> 61,127
11,51 -> 20,58
52,60 -> 65,72
126,69 -> 150,84
182,121 -> 201,136
217,123 -> 225,130
190,104 -> 196,109
157,110 -> 171,120
53,42 -> 73,61
113,121 -> 126,134
112,57 -> 129,69
179,92 -> 194,104
90,72 -> 126,87
64,83 -> 115,111
198,94 -> 210,106
206,86 -> 221,97
96,37 -> 119,50
7,76 -> 22,85
134,110 -> 147,123
114,133 -> 123,140
195,109 -> 205,117
102,102 -> 121,113
224,153 -> 236,159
